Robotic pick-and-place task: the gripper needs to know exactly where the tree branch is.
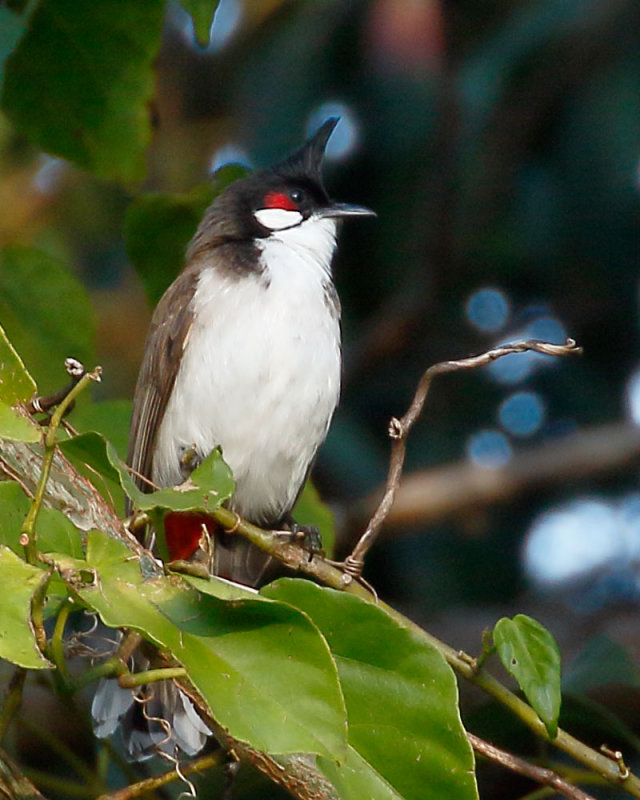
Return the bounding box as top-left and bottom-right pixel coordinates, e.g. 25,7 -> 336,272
5,339 -> 640,799
95,751 -> 224,800
21,365 -> 102,564
198,509 -> 640,797
468,733 -> 597,800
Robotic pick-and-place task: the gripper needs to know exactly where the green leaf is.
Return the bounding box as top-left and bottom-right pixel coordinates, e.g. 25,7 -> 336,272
37,508 -> 84,559
58,401 -> 132,513
1,0 -> 165,182
0,481 -> 31,553
125,185 -> 216,306
76,531 -> 347,757
0,400 -> 40,442
320,747 -> 405,800
493,614 -> 562,738
59,430 -> 235,515
0,246 -> 95,396
0,545 -> 53,669
141,447 -> 235,513
69,399 -> 132,461
125,167 -> 249,306
59,430 -> 127,515
0,480 -> 84,561
292,480 -> 335,558
179,0 -> 220,46
0,322 -> 36,404
263,580 -> 478,800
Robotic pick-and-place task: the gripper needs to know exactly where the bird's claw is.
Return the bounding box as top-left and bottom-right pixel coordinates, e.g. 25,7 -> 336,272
281,521 -> 324,561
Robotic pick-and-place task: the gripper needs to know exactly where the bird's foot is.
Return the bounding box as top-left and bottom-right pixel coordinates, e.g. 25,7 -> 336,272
179,444 -> 202,478
280,520 -> 324,561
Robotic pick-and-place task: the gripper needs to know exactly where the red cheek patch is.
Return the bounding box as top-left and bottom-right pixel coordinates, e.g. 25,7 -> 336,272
264,191 -> 298,211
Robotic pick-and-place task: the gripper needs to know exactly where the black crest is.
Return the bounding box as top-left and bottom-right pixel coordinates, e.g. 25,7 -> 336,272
269,117 -> 338,188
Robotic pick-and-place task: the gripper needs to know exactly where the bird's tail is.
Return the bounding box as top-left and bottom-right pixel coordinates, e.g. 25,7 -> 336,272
91,638 -> 211,761
90,514 -> 270,761
92,674 -> 211,761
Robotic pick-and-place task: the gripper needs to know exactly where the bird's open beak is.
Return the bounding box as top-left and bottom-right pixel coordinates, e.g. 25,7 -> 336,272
319,202 -> 377,219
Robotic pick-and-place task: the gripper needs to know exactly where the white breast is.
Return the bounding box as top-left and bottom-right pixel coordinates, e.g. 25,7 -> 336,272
152,216 -> 341,525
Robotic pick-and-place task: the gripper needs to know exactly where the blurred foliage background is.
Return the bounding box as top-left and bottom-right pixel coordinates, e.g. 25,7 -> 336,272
2,0 -> 640,797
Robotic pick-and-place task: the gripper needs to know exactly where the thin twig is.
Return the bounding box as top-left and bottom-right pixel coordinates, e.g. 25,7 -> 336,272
48,598 -> 72,682
95,751 -> 224,800
344,338 -> 581,577
0,747 -> 49,800
27,357 -> 86,416
176,504 -> 640,796
395,610 -> 640,796
469,732 -> 597,800
117,667 -> 187,689
20,365 -> 102,564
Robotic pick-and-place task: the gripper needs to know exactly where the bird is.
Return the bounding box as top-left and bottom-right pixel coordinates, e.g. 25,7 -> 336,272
92,118 -> 376,760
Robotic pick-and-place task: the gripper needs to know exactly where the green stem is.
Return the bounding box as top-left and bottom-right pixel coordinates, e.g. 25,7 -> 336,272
94,751 -> 224,800
30,573 -> 50,655
117,667 -> 187,689
69,657 -> 128,692
49,598 -> 73,682
208,506 -> 640,796
20,368 -> 101,564
380,601 -> 640,797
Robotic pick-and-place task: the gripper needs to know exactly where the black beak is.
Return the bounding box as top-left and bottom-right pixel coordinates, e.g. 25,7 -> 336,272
318,202 -> 377,220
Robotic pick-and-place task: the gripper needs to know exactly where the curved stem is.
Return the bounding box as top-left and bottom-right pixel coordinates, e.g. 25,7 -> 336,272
20,367 -> 102,564
469,732 -> 597,800
347,339 -> 581,573
49,599 -> 73,682
205,503 -> 640,796
381,602 -> 640,797
117,667 -> 187,689
94,751 -> 224,800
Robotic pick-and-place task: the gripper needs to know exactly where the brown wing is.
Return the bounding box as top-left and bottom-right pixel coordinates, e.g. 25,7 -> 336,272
127,266 -> 199,501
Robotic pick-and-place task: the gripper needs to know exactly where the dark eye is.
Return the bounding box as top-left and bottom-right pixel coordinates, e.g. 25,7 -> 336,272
289,189 -> 303,204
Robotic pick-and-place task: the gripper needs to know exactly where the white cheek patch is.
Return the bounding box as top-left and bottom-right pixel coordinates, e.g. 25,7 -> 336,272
254,207 -> 304,231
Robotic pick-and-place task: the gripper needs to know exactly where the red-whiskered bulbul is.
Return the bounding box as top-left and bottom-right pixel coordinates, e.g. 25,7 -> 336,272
92,118 -> 375,759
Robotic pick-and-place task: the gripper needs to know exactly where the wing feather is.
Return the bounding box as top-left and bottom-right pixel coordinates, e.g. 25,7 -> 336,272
127,267 -> 199,500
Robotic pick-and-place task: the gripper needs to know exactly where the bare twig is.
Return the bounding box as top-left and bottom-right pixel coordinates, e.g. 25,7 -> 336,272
9,339 -> 640,799
206,509 -> 633,795
344,338 -> 581,577
20,365 -> 102,564
26,357 -> 86,416
600,746 -> 630,781
469,732 -> 597,800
